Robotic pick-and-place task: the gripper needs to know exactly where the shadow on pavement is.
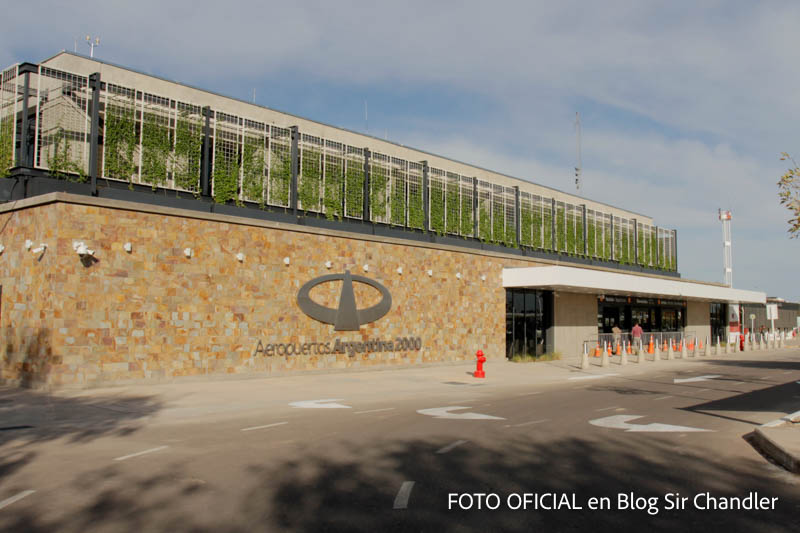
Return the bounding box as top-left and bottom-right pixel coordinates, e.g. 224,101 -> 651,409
1,431 -> 797,532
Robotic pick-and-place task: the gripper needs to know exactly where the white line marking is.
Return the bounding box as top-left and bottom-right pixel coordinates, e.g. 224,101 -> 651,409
113,445 -> 168,461
289,399 -> 351,409
436,440 -> 468,454
0,490 -> 35,510
595,406 -> 620,412
417,406 -> 505,420
512,418 -> 549,427
447,399 -> 477,404
761,377 -> 770,380
732,382 -> 744,385
354,408 -> 396,415
393,481 -> 415,509
516,391 -> 543,397
673,375 -> 721,384
568,373 -> 619,381
241,421 -> 288,432
695,389 -> 709,393
782,371 -> 792,374
590,415 -> 711,433
654,396 -> 672,401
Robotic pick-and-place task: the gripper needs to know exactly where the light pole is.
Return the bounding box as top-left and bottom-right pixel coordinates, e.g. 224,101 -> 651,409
86,35 -> 100,58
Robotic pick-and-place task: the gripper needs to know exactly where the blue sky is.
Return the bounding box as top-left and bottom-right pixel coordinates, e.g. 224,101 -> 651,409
3,1 -> 799,300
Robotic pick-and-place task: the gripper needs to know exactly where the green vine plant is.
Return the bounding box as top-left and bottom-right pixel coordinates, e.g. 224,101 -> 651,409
48,127 -> 87,182
542,209 -> 553,250
0,115 -> 14,177
140,111 -> 170,189
576,214 -> 585,255
269,140 -> 291,207
619,227 -> 630,264
390,169 -> 406,226
299,147 -> 322,213
520,203 -> 533,247
429,179 -> 445,235
637,230 -> 646,265
492,201 -> 505,245
173,110 -> 203,193
566,211 -> 576,255
649,231 -> 657,268
605,223 -> 613,260
459,189 -> 473,236
323,153 -> 343,220
532,210 -> 543,249
213,136 -> 240,205
345,158 -> 364,218
445,179 -> 459,235
103,101 -> 136,184
370,163 -> 388,221
408,181 -> 424,230
555,206 -> 566,252
504,214 -> 516,248
478,203 -> 492,242
242,133 -> 266,207
587,219 -> 596,257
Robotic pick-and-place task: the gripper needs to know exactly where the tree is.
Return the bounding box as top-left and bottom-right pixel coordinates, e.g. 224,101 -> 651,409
779,152 -> 800,238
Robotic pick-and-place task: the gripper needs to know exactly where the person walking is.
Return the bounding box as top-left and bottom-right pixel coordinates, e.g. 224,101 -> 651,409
612,323 -> 622,350
632,321 -> 643,352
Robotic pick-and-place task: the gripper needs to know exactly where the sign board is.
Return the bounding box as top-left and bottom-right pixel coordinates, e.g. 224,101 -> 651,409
766,304 -> 778,321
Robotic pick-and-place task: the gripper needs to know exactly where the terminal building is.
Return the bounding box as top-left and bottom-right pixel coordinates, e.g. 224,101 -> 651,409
0,52 -> 766,388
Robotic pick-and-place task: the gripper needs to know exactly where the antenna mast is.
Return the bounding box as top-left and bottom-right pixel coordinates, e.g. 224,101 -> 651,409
574,112 -> 582,193
719,209 -> 733,287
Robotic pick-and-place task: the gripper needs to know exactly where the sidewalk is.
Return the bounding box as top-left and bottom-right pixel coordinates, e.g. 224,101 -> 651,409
2,343 -> 798,434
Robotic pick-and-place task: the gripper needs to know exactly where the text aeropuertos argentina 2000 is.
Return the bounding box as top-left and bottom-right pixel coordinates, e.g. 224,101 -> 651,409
254,337 -> 422,358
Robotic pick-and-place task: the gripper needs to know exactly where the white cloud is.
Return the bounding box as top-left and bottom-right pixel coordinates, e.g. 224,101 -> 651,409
2,1 -> 799,298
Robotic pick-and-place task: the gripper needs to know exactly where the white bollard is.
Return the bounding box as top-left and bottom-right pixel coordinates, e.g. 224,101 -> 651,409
716,336 -> 721,356
681,340 -> 688,359
581,343 -> 590,369
601,342 -> 609,367
621,343 -> 628,366
667,341 -> 674,360
704,336 -> 710,357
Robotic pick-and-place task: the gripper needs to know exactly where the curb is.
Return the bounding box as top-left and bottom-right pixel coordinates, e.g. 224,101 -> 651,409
750,411 -> 800,474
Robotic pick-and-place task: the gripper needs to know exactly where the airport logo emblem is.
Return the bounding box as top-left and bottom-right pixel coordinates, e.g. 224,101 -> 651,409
297,270 -> 392,331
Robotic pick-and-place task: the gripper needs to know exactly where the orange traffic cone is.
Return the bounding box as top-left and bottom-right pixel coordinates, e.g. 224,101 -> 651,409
662,339 -> 668,352
648,336 -> 654,354
616,342 -> 622,356
607,343 -> 613,356
594,343 -> 601,357
688,340 -> 695,351
626,342 -> 632,355
698,339 -> 704,349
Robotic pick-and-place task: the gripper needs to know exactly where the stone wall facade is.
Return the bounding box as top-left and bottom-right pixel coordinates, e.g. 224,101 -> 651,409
0,195 -> 546,388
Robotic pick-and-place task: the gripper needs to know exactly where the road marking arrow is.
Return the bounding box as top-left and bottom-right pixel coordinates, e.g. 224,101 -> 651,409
289,399 -> 351,409
589,415 -> 712,432
673,374 -> 721,384
417,406 -> 505,420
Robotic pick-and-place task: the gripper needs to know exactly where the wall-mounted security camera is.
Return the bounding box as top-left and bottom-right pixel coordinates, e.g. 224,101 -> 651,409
32,244 -> 48,254
184,248 -> 193,258
236,252 -> 245,262
73,241 -> 94,257
25,239 -> 33,251
123,242 -> 132,253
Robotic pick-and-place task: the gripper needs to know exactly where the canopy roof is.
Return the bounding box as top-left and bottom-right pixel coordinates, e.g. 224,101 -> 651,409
503,266 -> 765,304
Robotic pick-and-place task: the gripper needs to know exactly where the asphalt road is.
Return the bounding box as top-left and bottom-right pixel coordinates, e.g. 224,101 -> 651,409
1,351 -> 799,532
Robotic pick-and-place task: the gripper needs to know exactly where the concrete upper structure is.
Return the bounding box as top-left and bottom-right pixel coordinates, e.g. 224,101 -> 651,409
40,51 -> 653,223
503,265 -> 766,304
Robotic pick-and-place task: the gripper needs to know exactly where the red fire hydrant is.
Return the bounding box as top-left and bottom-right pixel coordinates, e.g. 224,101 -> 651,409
474,349 -> 486,378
